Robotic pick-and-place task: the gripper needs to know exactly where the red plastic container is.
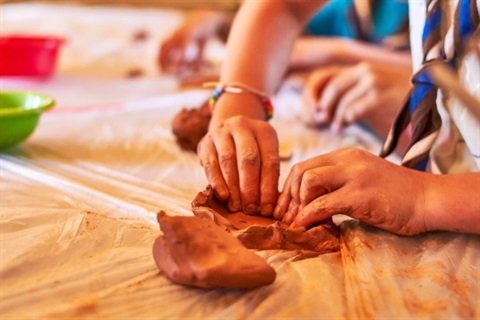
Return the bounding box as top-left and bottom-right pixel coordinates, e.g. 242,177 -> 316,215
0,35 -> 64,77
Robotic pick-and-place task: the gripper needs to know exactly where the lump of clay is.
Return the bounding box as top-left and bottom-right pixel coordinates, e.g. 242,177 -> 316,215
153,211 -> 276,290
125,68 -> 143,78
171,101 -> 211,152
192,186 -> 340,255
132,29 -> 149,42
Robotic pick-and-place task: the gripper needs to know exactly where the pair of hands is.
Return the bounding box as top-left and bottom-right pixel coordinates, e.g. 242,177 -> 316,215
196,60 -> 420,235
199,119 -> 427,236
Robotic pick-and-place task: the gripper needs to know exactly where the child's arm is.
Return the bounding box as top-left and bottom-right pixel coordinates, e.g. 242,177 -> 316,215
289,37 -> 412,71
198,0 -> 328,216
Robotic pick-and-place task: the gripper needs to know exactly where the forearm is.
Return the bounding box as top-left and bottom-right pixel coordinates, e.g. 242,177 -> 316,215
290,37 -> 412,70
340,39 -> 412,68
423,173 -> 480,234
212,0 -> 327,125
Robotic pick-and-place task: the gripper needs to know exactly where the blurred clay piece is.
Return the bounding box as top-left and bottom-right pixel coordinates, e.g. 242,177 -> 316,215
132,29 -> 149,42
171,100 -> 211,152
126,68 -> 144,78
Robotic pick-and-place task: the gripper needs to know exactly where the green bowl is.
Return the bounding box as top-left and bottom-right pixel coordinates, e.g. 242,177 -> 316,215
0,91 -> 55,150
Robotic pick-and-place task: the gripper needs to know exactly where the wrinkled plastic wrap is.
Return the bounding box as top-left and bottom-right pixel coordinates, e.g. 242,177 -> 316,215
1,3 -> 479,319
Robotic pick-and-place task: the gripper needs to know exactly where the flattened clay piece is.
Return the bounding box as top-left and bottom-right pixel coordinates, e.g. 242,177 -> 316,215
192,186 -> 340,255
153,211 -> 276,289
171,101 -> 211,152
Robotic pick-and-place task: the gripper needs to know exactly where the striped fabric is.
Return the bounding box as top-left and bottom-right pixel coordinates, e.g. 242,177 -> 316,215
381,0 -> 480,171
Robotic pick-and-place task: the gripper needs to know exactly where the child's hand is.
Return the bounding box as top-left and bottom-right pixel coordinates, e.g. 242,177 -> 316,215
159,11 -> 231,73
197,115 -> 280,217
302,62 -> 411,132
273,148 -> 428,236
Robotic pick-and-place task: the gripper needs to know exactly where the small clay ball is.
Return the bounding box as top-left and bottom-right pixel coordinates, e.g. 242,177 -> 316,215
132,29 -> 149,42
126,68 -> 143,78
171,101 -> 211,152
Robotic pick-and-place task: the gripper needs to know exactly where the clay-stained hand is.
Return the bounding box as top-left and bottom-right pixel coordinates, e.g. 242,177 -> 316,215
273,148 -> 428,236
159,11 -> 231,73
197,116 -> 280,217
302,62 -> 411,132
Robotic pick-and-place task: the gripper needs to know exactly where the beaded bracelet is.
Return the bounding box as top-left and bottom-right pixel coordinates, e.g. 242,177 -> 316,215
203,82 -> 274,121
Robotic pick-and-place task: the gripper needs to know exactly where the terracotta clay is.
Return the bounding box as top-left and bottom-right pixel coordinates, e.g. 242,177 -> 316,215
171,101 -> 211,152
153,211 -> 276,289
153,186 -> 339,289
192,186 -> 340,255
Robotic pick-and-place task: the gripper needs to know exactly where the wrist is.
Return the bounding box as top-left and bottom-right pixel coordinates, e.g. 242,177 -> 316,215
209,93 -> 267,127
331,38 -> 353,64
414,172 -> 438,233
206,82 -> 274,127
422,173 -> 480,234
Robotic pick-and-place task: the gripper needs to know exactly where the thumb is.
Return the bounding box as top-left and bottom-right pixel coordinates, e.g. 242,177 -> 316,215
293,189 -> 353,228
304,71 -> 330,108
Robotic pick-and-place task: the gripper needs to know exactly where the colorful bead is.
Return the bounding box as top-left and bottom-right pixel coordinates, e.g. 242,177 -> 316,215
205,82 -> 274,121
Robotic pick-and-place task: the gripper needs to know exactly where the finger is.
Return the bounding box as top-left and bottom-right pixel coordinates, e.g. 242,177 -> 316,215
277,152 -> 343,220
298,166 -> 335,207
283,199 -> 299,225
197,135 -> 229,201
231,123 -> 261,215
213,130 -> 242,212
312,110 -> 329,124
304,73 -> 327,111
343,94 -> 374,124
330,80 -> 369,132
289,157 -> 344,208
255,123 -> 280,217
273,172 -> 293,220
293,188 -> 353,228
303,69 -> 337,122
318,69 -> 359,124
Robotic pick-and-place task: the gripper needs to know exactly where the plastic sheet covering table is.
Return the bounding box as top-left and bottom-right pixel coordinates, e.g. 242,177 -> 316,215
1,3 -> 479,319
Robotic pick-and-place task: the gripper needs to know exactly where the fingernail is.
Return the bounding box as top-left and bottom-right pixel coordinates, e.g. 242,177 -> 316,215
314,112 -> 327,123
282,211 -> 292,225
244,204 -> 258,215
260,204 -> 274,216
214,187 -> 229,201
227,200 -> 241,212
273,206 -> 282,219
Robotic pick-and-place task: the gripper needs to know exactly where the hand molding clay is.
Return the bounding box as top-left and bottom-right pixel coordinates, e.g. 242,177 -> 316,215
192,186 -> 340,254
